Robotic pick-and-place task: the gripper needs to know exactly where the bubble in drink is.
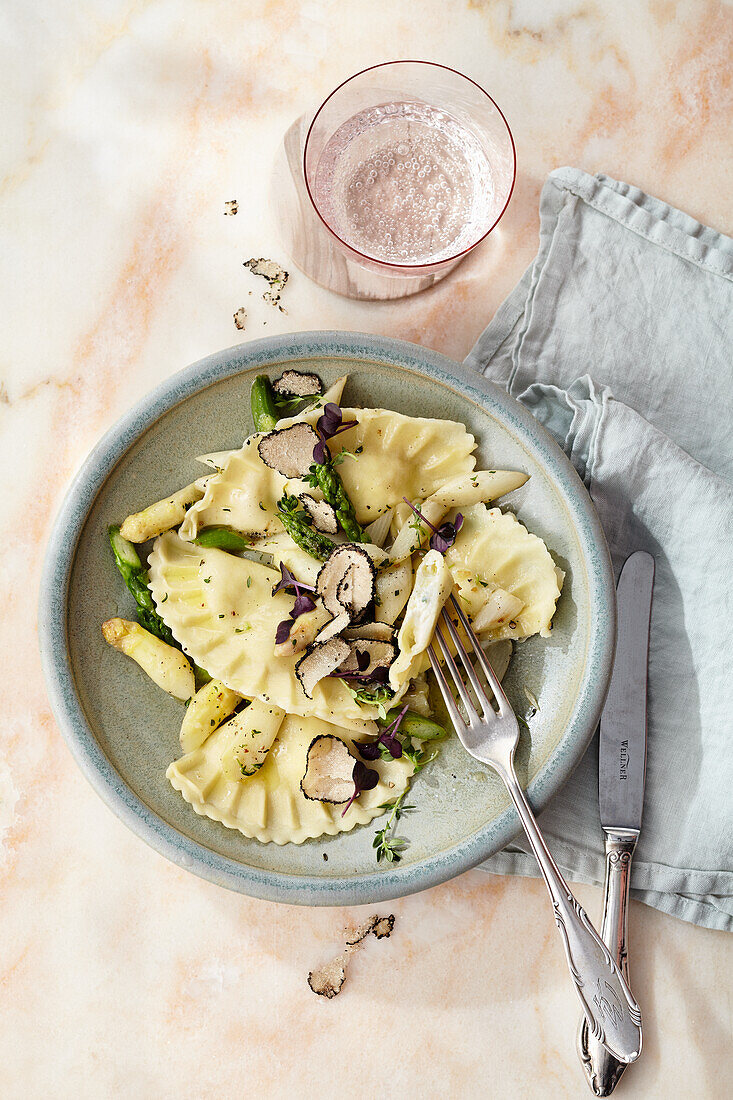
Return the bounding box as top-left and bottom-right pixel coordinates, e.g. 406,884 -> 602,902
313,101 -> 497,265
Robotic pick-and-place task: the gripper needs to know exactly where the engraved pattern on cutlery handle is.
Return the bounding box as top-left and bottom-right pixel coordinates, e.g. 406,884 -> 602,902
499,766 -> 642,1065
578,831 -> 638,1095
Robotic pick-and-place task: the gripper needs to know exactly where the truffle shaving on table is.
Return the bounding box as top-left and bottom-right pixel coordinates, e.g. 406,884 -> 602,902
307,914 -> 396,999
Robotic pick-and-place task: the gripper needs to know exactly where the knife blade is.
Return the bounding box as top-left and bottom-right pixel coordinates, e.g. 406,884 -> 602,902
599,551 -> 655,832
578,550 -> 654,1096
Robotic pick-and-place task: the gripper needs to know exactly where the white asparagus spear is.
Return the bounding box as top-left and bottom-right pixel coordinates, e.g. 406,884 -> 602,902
120,477 -> 209,542
179,679 -> 242,753
102,618 -> 195,700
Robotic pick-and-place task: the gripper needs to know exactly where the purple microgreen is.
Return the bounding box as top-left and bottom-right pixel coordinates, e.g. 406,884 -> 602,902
356,703 -> 409,761
373,703 -> 409,759
401,498 -> 464,553
355,740 -> 382,761
342,759 -> 379,816
333,665 -> 389,684
429,512 -> 464,553
292,593 -> 316,618
379,732 -> 403,758
355,760 -> 379,791
382,703 -> 409,738
312,403 -> 358,464
330,422 -> 358,438
312,436 -> 329,465
272,563 -> 317,645
317,402 -> 343,436
356,649 -> 370,672
271,561 -> 316,598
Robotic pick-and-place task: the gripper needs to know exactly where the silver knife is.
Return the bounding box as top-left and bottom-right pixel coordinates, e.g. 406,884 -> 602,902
578,550 -> 655,1096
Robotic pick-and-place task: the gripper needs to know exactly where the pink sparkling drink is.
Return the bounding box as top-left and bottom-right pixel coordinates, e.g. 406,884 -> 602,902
274,63 -> 515,300
313,100 -> 498,267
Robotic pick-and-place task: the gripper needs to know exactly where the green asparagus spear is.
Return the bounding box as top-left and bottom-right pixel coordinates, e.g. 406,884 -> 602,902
306,460 -> 366,543
193,526 -> 252,551
250,375 -> 279,432
383,709 -> 448,741
109,526 -> 211,686
108,526 -> 176,644
276,494 -> 334,561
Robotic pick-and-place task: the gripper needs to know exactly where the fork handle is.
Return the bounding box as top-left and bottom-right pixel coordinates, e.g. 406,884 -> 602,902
498,764 -> 642,1065
577,831 -> 638,1095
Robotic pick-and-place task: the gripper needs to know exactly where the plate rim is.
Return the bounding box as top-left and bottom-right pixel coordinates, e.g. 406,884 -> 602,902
39,331 -> 615,905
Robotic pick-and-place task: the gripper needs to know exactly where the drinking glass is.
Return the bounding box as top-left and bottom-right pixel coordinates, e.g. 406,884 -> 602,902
271,61 -> 516,300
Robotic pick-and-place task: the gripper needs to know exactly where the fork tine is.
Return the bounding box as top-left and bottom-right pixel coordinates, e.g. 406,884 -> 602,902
433,625 -> 480,723
439,608 -> 495,719
427,645 -> 467,733
448,595 -> 512,717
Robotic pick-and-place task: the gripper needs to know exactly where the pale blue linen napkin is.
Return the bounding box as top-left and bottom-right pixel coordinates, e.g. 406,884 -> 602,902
466,168 -> 733,931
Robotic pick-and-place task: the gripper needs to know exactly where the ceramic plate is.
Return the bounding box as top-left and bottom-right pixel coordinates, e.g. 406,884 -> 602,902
40,332 -> 615,905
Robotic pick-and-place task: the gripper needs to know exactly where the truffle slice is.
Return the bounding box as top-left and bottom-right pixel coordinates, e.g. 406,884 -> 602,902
343,622 -> 395,643
257,423 -> 320,479
244,258 -> 289,310
295,638 -> 350,698
307,913 -> 396,998
344,914 -> 395,945
315,611 -> 351,645
372,914 -> 395,939
273,370 -> 323,398
339,640 -> 397,676
299,494 -> 338,534
316,545 -> 376,619
301,734 -> 356,803
307,953 -> 348,998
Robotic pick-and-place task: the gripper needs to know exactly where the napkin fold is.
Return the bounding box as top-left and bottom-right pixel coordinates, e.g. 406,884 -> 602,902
467,168 -> 733,932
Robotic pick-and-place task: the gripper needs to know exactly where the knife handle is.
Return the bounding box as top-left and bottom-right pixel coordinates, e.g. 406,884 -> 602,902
499,767 -> 642,1064
578,830 -> 638,1095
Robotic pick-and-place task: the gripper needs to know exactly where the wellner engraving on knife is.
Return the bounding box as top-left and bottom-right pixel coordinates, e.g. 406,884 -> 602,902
619,741 -> 630,781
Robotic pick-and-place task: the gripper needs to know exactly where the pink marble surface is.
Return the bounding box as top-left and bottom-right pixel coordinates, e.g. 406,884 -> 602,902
2,1 -> 732,1095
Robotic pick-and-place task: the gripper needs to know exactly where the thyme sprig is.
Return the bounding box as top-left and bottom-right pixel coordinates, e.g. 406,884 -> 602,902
373,791 -> 415,863
342,682 -> 394,720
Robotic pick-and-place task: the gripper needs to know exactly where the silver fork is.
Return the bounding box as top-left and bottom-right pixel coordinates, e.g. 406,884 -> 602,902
429,595 -> 642,1065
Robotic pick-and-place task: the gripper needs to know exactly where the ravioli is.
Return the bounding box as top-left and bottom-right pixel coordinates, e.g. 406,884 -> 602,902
445,504 -> 563,640
180,436 -> 286,542
167,714 -> 413,844
324,409 -> 477,524
148,532 -> 378,730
